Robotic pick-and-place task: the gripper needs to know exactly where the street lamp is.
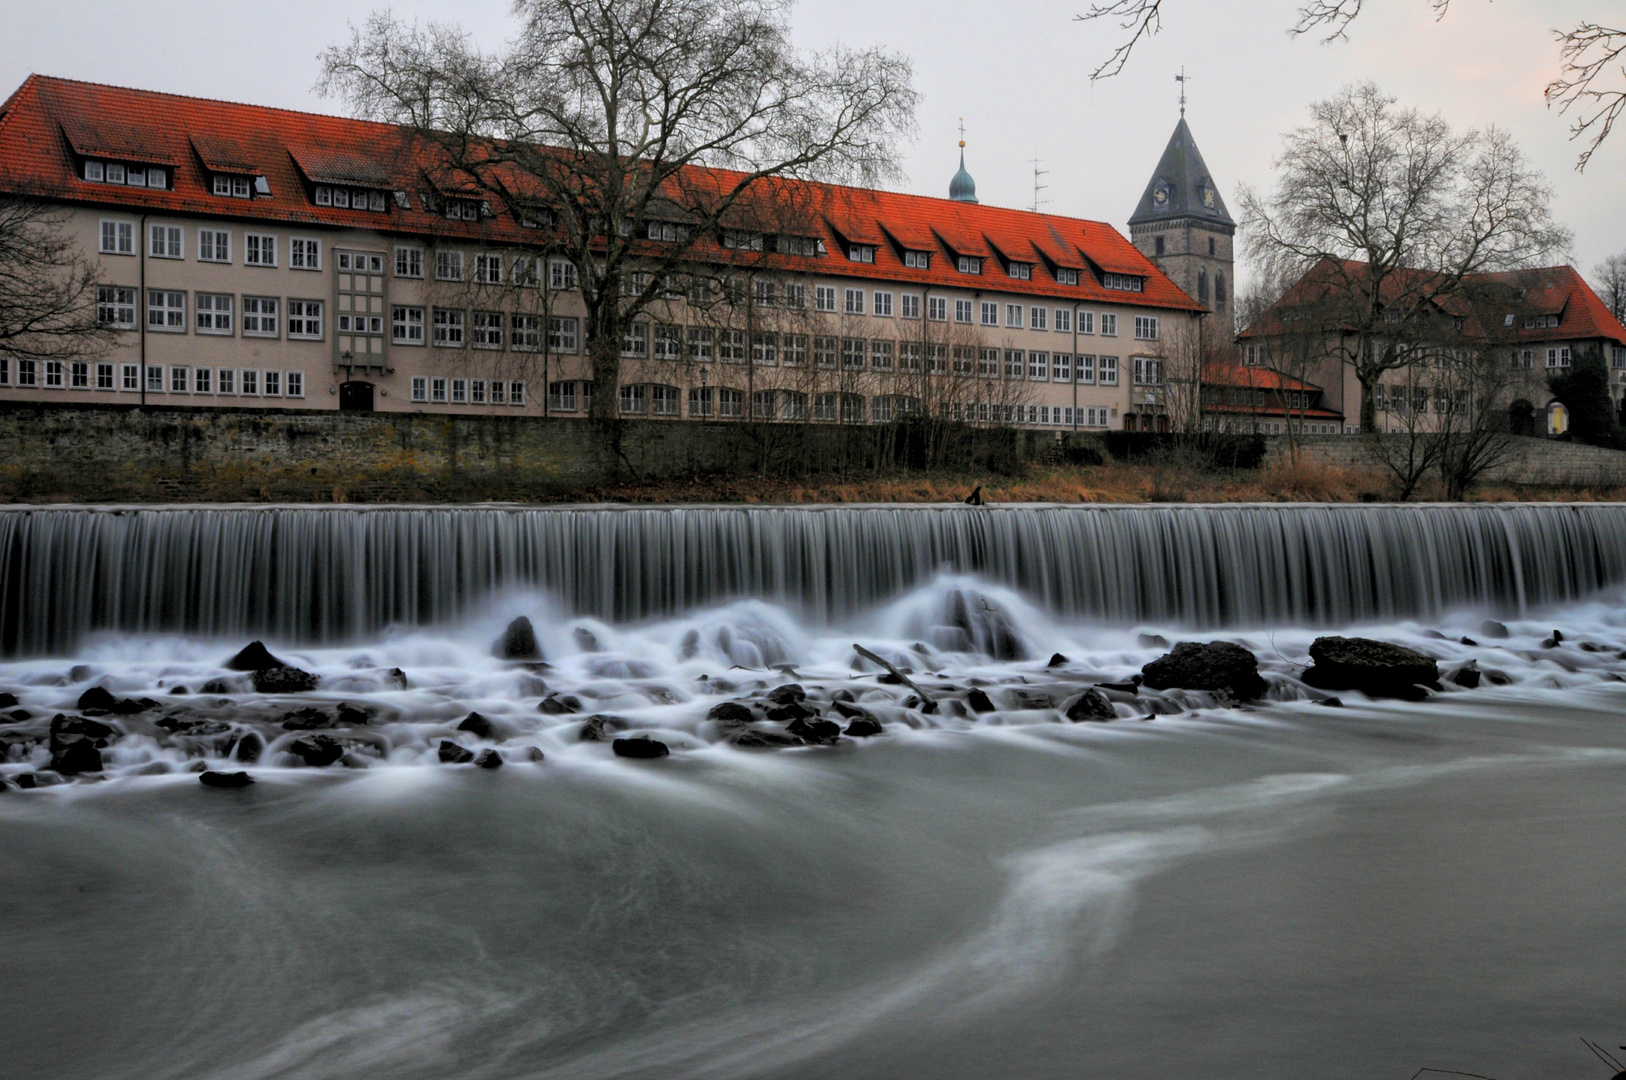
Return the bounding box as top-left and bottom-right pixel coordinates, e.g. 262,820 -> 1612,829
341,349 -> 354,378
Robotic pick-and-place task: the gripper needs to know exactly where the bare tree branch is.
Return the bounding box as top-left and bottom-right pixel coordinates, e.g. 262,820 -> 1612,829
1546,21 -> 1626,172
0,199 -> 118,363
1072,0 -> 1161,81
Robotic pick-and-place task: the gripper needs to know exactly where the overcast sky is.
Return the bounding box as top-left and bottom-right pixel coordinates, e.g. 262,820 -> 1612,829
7,0 -> 1621,290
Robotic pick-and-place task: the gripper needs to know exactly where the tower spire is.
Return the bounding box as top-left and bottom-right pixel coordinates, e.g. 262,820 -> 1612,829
1176,67 -> 1191,118
949,118 -> 978,203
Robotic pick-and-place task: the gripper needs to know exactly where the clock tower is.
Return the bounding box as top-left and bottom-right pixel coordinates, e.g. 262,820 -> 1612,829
1129,116 -> 1235,322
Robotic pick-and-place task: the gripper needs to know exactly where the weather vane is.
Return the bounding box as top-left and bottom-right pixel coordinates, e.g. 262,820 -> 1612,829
1176,67 -> 1191,118
958,117 -> 966,148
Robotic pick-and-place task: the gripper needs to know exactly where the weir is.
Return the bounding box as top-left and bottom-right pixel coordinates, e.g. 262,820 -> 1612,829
3,503 -> 1624,653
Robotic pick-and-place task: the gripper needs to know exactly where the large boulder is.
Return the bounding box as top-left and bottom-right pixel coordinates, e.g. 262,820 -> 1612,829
1141,642 -> 1267,701
786,716 -> 841,744
50,738 -> 103,775
225,641 -> 289,671
1065,688 -> 1117,722
288,734 -> 344,767
199,770 -> 254,789
1303,637 -> 1439,699
493,617 -> 543,661
252,667 -> 319,694
612,736 -> 670,759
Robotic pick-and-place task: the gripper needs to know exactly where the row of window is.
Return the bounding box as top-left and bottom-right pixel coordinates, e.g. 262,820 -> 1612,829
592,383 -> 1117,426
0,359 -> 303,397
1511,347 -> 1572,369
100,221 -> 323,269
408,377 -> 527,406
96,287 -> 324,340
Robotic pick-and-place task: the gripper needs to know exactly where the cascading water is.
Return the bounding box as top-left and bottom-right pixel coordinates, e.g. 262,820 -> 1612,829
4,502 -> 1626,1080
4,503 -> 1626,652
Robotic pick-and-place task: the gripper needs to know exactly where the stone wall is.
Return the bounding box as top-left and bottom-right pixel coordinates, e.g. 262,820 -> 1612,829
1265,434 -> 1626,488
0,403 -> 1034,503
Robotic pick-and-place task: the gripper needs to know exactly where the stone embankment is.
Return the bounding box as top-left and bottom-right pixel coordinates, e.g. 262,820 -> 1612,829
1266,434 -> 1626,487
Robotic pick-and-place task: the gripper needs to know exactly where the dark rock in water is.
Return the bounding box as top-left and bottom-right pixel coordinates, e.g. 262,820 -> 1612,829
457,712 -> 496,740
612,736 -> 670,759
169,686 -> 189,695
341,753 -> 372,769
281,706 -> 332,730
1449,664 -> 1482,689
51,738 -> 103,775
110,696 -> 158,715
50,714 -> 116,749
843,717 -> 884,737
1011,690 -> 1054,710
1137,633 -> 1170,649
787,716 -> 841,744
252,667 -> 319,694
231,731 -> 264,763
438,740 -> 475,764
0,692 -> 16,709
493,617 -> 543,661
1478,620 -> 1510,639
157,717 -> 232,736
335,703 -> 371,727
767,683 -> 807,705
1303,636 -> 1439,700
965,688 -> 997,713
1141,642 -> 1267,701
1065,689 -> 1116,722
578,714 -> 626,742
1098,680 -> 1140,694
1422,629 -> 1449,640
731,729 -> 805,749
524,746 -> 547,762
572,627 -> 601,652
1459,637 -> 1478,647
940,588 -> 1026,661
538,694 -> 581,715
199,679 -> 237,695
517,674 -> 550,697
1317,696 -> 1344,707
877,672 -> 905,685
1541,634 -> 1562,649
475,748 -> 503,769
831,701 -> 867,720
13,772 -> 38,789
226,641 -> 289,672
76,686 -> 118,712
766,701 -> 814,723
920,699 -> 939,715
1047,653 -> 1069,668
680,629 -> 701,660
831,689 -> 856,703
383,668 -> 409,690
706,702 -> 755,728
288,734 -> 344,767
199,770 -> 254,789
1549,629 -> 1564,643
1485,670 -> 1512,686
1580,641 -> 1603,653
9,708 -> 30,722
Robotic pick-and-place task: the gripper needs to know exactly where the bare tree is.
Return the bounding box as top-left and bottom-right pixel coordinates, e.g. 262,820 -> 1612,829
0,200 -> 117,363
1593,253 -> 1626,323
1239,83 -> 1570,433
1075,2 -> 1625,170
318,0 -> 917,435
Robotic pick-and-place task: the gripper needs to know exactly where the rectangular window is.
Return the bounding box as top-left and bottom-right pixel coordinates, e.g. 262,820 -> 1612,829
1005,350 -> 1024,379
475,253 -> 504,285
96,286 -> 137,328
43,361 -> 63,388
243,296 -> 279,337
873,292 -> 894,317
752,331 -> 778,366
95,362 -> 114,389
143,364 -> 162,392
847,244 -> 876,263
285,371 -> 304,398
1102,273 -> 1143,292
120,364 -> 139,391
452,378 -> 468,404
1030,307 -> 1047,331
980,301 -> 998,327
196,293 -> 234,334
652,324 -> 682,361
411,376 -> 428,402
234,369 -> 256,396
622,321 -> 649,358
290,238 -> 321,270
549,381 -> 577,412
392,306 -> 425,344
548,259 -> 577,290
288,300 -> 323,339
1076,355 -> 1095,384
752,280 -> 777,308
718,387 -> 743,419
394,247 -> 424,278
511,314 -> 542,351
1133,356 -> 1163,385
1055,268 -> 1080,286
215,368 -> 234,395
782,333 -> 808,367
687,327 -> 714,361
957,256 -> 981,275
954,299 -> 973,324
147,289 -> 186,331
1028,351 -> 1049,380
472,311 -> 504,349
191,366 -> 210,394
548,316 -> 579,353
433,309 -> 466,347
620,383 -> 647,415
510,381 -> 526,408
1099,356 -> 1119,385
470,379 -> 487,405
844,288 -> 865,315
1007,262 -> 1032,281
784,282 -> 807,309
1134,316 -> 1159,340
169,366 -> 188,393
1100,313 -> 1117,336
263,371 -> 281,397
900,341 -> 924,372
431,377 -> 448,403
927,296 -> 947,321
99,220 -> 134,255
149,224 -> 182,259
814,335 -> 839,368
978,348 -> 999,377
1053,353 -> 1072,382
1055,308 -> 1072,333
842,337 -> 867,370
435,251 -> 464,281
870,339 -> 894,371
245,234 -> 276,266
512,256 -> 540,287
903,250 -> 931,269
951,345 -> 974,375
1005,304 -> 1023,328
718,329 -> 747,364
198,229 -> 230,263
1547,347 -> 1571,368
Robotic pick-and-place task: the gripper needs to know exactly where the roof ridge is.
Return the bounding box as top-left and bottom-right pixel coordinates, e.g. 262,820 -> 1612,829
27,73 -> 407,136
0,73 -> 40,142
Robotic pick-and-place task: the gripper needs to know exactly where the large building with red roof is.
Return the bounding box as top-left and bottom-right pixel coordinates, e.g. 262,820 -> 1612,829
0,74 -> 1219,431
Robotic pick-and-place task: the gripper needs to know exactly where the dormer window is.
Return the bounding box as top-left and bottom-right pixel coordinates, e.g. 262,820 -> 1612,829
722,230 -> 764,251
1006,262 -> 1032,281
956,255 -> 982,275
316,185 -> 389,212
775,235 -> 825,257
1102,273 -> 1144,292
647,220 -> 689,243
847,244 -> 876,263
83,159 -> 168,190
1522,314 -> 1561,329
903,250 -> 932,269
1055,267 -> 1079,286
214,175 -> 253,199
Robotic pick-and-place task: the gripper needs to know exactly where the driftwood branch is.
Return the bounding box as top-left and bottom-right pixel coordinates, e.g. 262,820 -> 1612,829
853,643 -> 933,704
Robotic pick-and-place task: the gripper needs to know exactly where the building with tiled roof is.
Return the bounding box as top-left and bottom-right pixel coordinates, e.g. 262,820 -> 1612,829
0,74 -> 1213,431
1239,257 -> 1626,436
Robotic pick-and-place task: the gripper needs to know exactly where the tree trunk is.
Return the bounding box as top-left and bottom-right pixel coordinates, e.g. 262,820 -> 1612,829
1358,372 -> 1378,433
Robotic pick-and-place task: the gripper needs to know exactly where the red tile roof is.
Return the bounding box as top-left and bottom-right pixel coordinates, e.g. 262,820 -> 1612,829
0,75 -> 1204,313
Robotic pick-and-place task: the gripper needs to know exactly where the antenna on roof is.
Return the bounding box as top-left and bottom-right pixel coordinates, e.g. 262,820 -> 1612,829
1030,158 -> 1049,214
1176,67 -> 1191,118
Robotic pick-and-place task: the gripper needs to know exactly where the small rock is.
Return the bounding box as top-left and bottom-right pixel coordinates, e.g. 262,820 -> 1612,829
1459,637 -> 1478,647
335,703 -> 371,727
1541,634 -> 1562,649
572,627 -> 601,652
1064,688 -> 1116,722
706,702 -> 755,728
578,714 -> 626,742
843,717 -> 884,737
1047,653 -> 1069,668
965,688 -> 996,713
340,753 -> 372,769
1485,670 -> 1512,686
281,706 -> 332,730
231,732 -> 265,763
0,692 -> 18,708
830,701 -> 867,719
1478,620 -> 1510,639
831,689 -> 856,703
1137,633 -> 1170,649
457,712 -> 496,740
199,770 -> 254,789
786,716 -> 841,744
494,617 -> 543,661
288,734 -> 343,767
767,684 -> 807,706
50,714 -> 116,749
1422,629 -> 1449,640
170,686 -> 189,695
1317,696 -> 1344,707
1449,664 -> 1482,689
679,629 -> 701,660
437,740 -> 475,764
13,772 -> 38,789
8,708 -> 29,722
199,680 -> 237,695
612,736 -> 670,759
383,668 -> 409,690
252,667 -> 319,694
524,746 -> 546,762
539,695 -> 581,715
517,674 -> 550,697
1098,680 -> 1140,694
1141,642 -> 1267,701
225,641 -> 289,672
50,738 -> 103,775
476,748 -> 503,769
76,686 -> 118,711
731,729 -> 805,749
766,701 -> 814,723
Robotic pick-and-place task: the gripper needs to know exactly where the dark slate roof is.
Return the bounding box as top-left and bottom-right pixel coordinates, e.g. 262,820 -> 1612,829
1128,118 -> 1233,229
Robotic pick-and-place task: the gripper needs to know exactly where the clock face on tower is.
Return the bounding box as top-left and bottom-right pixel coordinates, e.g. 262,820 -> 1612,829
1202,185 -> 1215,208
1152,182 -> 1169,208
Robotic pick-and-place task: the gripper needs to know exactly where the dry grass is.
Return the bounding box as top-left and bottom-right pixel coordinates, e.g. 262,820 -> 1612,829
551,461 -> 1626,505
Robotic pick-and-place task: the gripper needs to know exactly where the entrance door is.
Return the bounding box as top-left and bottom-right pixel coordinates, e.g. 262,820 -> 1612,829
339,381 -> 375,411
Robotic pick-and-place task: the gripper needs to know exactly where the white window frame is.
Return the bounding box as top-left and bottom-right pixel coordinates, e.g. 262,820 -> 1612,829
290,238 -> 322,271
815,285 -> 838,312
285,371 -> 304,398
148,224 -> 182,260
1100,313 -> 1118,337
927,296 -> 947,322
954,299 -> 973,324
242,296 -> 279,338
287,300 -> 324,340
1005,304 -> 1023,328
1055,308 -> 1072,333
392,306 -> 426,345
1134,315 -> 1159,341
980,301 -> 998,327
873,291 -> 894,318
196,293 -> 234,335
147,289 -> 186,332
435,250 -> 465,282
844,288 -> 865,315
245,234 -> 277,267
198,228 -> 231,264
99,219 -> 134,256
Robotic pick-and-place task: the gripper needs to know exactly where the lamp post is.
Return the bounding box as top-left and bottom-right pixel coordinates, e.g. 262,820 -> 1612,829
341,349 -> 354,378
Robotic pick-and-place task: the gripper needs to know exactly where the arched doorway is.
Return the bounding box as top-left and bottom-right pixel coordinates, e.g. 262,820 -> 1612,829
1547,401 -> 1569,436
1507,399 -> 1535,437
339,381 -> 375,411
